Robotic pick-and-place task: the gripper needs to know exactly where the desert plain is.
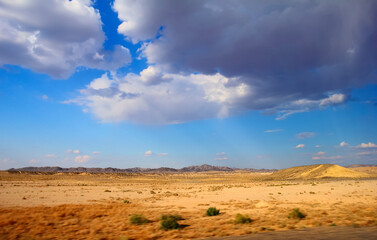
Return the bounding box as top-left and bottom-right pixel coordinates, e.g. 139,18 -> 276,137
1,164 -> 377,239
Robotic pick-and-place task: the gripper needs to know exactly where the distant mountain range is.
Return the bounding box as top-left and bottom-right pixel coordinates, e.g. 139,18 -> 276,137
7,164 -> 277,173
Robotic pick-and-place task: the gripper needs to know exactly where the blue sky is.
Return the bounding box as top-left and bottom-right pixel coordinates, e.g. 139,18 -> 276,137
0,0 -> 376,169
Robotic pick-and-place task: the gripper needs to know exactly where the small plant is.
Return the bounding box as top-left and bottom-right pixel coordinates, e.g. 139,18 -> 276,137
123,200 -> 131,204
129,214 -> 149,225
288,208 -> 306,220
206,207 -> 220,216
150,190 -> 156,194
234,214 -> 252,224
160,214 -> 182,230
104,189 -> 111,192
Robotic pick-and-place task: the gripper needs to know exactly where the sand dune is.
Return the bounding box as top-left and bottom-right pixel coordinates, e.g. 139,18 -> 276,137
267,164 -> 372,180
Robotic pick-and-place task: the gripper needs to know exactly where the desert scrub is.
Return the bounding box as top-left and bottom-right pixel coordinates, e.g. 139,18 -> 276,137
123,200 -> 130,204
160,214 -> 182,230
206,207 -> 220,216
288,208 -> 306,220
130,214 -> 149,225
234,214 -> 252,224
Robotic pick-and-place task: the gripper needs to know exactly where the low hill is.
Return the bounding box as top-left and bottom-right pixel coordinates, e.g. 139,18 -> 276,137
6,164 -> 276,174
266,164 -> 371,180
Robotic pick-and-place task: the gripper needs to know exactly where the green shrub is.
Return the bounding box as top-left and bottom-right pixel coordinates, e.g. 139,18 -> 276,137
123,200 -> 131,204
288,208 -> 306,219
160,214 -> 181,230
129,214 -> 149,225
234,213 -> 252,224
206,207 -> 220,216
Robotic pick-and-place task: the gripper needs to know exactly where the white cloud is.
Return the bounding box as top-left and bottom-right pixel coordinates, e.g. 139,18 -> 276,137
89,73 -> 113,90
312,155 -> 342,160
157,153 -> 168,156
144,150 -> 153,156
42,94 -> 48,100
295,144 -> 305,149
274,94 -> 347,120
296,132 -> 316,139
312,151 -> 342,160
29,159 -> 38,164
315,145 -> 322,148
66,149 -> 73,153
214,157 -> 228,161
357,142 -> 377,148
73,150 -> 80,154
340,141 -> 349,147
66,71 -> 250,124
74,155 -> 90,163
45,154 -> 57,158
92,151 -> 100,155
0,0 -> 131,78
264,129 -> 283,133
216,152 -> 227,156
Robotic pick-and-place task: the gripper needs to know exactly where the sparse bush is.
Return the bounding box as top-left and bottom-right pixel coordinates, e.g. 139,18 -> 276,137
123,200 -> 130,204
206,207 -> 220,216
130,214 -> 149,225
160,214 -> 181,230
288,208 -> 306,219
234,214 -> 252,224
104,189 -> 111,192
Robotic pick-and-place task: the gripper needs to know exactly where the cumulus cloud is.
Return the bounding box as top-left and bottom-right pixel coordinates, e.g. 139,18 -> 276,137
144,150 -> 153,156
66,71 -> 249,124
340,141 -> 349,147
45,154 -> 57,158
296,132 -> 316,139
74,155 -> 90,163
214,157 -> 228,161
264,129 -> 283,133
0,0 -> 131,78
357,142 -> 377,148
315,145 -> 322,148
112,0 -> 376,120
216,152 -> 227,156
295,144 -> 305,149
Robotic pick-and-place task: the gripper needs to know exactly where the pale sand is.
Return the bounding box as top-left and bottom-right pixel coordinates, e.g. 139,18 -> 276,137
0,171 -> 376,239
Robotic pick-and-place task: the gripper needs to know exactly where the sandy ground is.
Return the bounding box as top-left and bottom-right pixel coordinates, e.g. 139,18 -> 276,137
0,171 -> 377,239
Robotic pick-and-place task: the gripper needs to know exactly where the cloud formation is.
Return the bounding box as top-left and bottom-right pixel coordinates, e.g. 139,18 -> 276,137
357,142 -> 377,148
0,0 -> 131,78
340,141 -> 349,147
264,129 -> 283,133
296,132 -> 316,139
295,144 -> 305,149
74,155 -> 90,163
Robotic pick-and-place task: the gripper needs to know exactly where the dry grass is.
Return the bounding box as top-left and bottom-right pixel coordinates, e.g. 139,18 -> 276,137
0,171 -> 377,239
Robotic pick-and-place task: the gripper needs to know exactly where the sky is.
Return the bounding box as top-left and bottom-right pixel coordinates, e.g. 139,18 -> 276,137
0,0 -> 376,170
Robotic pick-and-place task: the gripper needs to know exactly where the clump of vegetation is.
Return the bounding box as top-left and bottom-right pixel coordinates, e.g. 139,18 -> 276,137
206,207 -> 220,216
104,189 -> 111,192
129,214 -> 149,225
150,190 -> 156,194
123,200 -> 130,204
288,208 -> 306,219
160,214 -> 182,230
234,214 -> 252,224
